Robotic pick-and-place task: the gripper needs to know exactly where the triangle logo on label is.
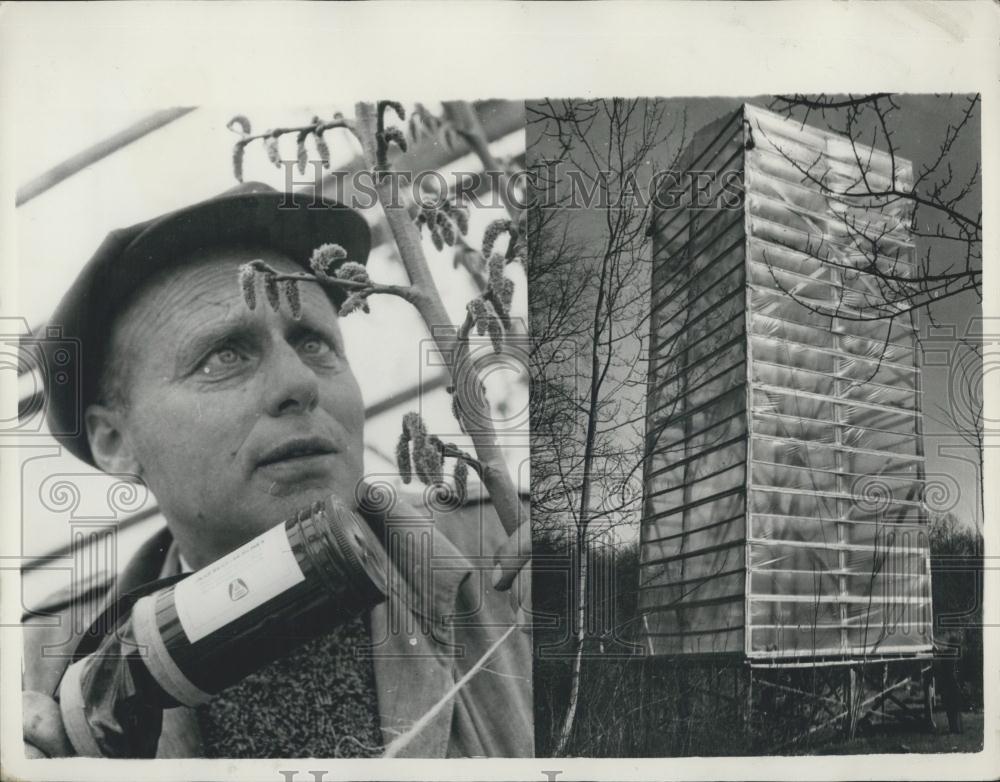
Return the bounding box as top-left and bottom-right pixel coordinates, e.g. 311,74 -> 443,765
228,577 -> 249,601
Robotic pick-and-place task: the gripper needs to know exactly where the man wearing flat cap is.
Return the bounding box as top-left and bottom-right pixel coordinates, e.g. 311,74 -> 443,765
21,183 -> 533,759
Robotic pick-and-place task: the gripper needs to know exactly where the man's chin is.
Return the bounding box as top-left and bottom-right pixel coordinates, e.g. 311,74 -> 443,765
251,476 -> 350,510
220,488 -> 331,548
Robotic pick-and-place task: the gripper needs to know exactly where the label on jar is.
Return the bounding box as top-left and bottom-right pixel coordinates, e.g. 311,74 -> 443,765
173,522 -> 305,643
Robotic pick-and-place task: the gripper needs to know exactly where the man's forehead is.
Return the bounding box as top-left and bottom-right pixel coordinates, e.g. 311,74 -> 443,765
110,246 -> 340,349
153,245 -> 296,289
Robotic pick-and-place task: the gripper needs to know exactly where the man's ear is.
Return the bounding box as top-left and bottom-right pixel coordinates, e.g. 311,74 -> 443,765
85,404 -> 142,479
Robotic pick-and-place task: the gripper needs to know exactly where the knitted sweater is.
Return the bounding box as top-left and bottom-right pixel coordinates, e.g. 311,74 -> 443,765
195,613 -> 383,758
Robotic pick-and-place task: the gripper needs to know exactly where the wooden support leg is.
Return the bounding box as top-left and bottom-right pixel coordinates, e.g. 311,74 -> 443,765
881,663 -> 888,725
922,665 -> 937,733
844,666 -> 859,738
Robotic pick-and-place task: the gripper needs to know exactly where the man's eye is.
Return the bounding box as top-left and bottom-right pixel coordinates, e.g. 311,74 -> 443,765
300,337 -> 333,357
200,347 -> 246,375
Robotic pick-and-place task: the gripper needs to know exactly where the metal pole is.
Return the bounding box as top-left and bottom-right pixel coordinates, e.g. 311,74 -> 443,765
16,107 -> 197,207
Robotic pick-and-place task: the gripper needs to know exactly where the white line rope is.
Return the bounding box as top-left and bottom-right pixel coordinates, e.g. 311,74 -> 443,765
381,623 -> 518,758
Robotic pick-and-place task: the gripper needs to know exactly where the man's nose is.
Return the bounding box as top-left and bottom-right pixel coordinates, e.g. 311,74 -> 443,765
262,342 -> 320,416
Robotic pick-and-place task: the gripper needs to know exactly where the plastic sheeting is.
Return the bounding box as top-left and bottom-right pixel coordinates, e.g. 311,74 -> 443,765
642,110 -> 749,657
641,104 -> 932,660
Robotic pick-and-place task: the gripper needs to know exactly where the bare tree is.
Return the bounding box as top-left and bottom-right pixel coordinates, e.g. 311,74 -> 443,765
763,94 -> 981,330
527,98 -> 685,754
928,334 -> 984,531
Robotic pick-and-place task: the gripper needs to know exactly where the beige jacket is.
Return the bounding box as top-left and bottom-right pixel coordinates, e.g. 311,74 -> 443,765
22,501 -> 534,758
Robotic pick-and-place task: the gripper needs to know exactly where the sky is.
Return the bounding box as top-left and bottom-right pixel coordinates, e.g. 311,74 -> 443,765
528,95 -> 984,535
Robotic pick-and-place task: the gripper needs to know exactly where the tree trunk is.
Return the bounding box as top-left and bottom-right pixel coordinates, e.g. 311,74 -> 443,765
554,524 -> 590,755
353,101 -> 524,541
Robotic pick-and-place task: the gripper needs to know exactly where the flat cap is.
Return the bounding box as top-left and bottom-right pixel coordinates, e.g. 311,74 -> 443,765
40,181 -> 371,467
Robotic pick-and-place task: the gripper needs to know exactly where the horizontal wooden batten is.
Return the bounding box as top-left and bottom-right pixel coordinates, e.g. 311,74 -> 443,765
748,485 -> 924,510
649,312 -> 745,377
648,359 -> 746,422
749,594 -> 931,606
751,382 -> 919,418
751,412 -> 920,444
748,531 -> 929,552
749,321 -> 918,369
653,252 -> 745,328
748,650 -> 933,666
747,211 -> 915,267
647,384 -> 746,434
745,158 -> 915,223
646,434 -> 747,483
642,626 -> 746,638
643,488 -> 747,526
747,232 -> 915,278
641,537 -> 745,568
748,284 -> 918,331
653,111 -> 744,238
751,357 -> 920,398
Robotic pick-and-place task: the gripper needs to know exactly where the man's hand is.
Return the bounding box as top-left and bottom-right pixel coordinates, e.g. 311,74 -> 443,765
23,690 -> 73,758
491,518 -> 531,594
491,518 -> 532,631
491,519 -> 532,633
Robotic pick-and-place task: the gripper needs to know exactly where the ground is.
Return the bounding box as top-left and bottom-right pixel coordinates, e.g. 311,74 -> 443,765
794,709 -> 984,756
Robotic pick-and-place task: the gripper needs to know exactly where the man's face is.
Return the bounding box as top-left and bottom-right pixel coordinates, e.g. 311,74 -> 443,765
97,247 -> 366,567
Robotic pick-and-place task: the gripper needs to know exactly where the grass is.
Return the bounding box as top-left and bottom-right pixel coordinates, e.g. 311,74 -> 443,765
531,536 -> 985,758
794,709 -> 984,756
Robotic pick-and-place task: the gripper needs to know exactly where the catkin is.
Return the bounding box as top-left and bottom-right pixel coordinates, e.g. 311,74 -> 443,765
283,279 -> 302,319
239,264 -> 257,310
395,432 -> 412,483
310,243 -> 348,276
264,273 -> 281,311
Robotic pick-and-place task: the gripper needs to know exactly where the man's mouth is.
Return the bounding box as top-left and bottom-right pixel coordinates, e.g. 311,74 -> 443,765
256,437 -> 338,469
